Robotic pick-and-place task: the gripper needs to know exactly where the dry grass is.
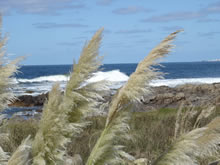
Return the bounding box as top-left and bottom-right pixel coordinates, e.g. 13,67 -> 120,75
68,106 -> 220,164
0,117 -> 38,153
0,146 -> 9,165
0,106 -> 219,164
0,108 -> 178,164
68,108 -> 177,163
0,16 -> 23,113
86,30 -> 182,165
31,28 -> 106,165
7,135 -> 32,165
153,106 -> 220,165
32,84 -> 73,165
175,103 -> 218,139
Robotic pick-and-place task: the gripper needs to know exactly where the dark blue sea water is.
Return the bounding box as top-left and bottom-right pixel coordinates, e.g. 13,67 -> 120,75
17,62 -> 220,79
14,62 -> 220,96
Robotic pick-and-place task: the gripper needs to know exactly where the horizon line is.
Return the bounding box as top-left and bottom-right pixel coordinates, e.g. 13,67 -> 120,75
21,60 -> 218,66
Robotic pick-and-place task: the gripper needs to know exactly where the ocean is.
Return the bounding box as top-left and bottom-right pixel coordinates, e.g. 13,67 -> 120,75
14,62 -> 220,96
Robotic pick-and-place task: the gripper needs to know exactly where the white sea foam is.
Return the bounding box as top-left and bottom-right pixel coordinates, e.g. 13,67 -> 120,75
17,75 -> 69,83
17,70 -> 129,84
87,70 -> 129,83
14,70 -> 129,95
150,77 -> 220,87
14,70 -> 220,96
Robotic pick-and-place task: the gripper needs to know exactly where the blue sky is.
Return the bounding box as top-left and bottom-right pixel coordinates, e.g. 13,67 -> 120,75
1,0 -> 220,65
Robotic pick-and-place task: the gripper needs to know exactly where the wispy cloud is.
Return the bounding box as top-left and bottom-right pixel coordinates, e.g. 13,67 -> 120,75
33,22 -> 88,29
96,0 -> 115,6
115,29 -> 152,34
113,6 -> 153,15
198,31 -> 220,38
141,1 -> 220,23
0,0 -> 85,15
142,11 -> 203,22
162,26 -> 183,31
197,18 -> 220,23
201,1 -> 220,14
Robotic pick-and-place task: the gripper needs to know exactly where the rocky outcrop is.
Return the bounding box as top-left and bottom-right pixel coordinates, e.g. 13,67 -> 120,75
9,93 -> 48,107
9,83 -> 220,111
141,83 -> 220,110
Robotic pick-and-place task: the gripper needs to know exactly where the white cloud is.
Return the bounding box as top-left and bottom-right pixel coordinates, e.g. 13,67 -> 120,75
141,1 -> 220,23
0,0 -> 84,15
162,26 -> 183,31
113,6 -> 153,15
33,22 -> 88,29
116,29 -> 152,34
142,11 -> 203,22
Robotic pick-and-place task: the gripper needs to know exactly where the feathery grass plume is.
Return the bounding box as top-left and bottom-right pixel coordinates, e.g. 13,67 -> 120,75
0,146 -> 9,165
32,28 -> 107,165
65,28 -> 109,121
86,30 -> 182,165
197,117 -> 220,158
65,154 -> 83,165
174,103 -> 217,139
0,133 -> 11,152
152,117 -> 220,165
32,83 -> 78,165
65,28 -> 103,95
133,158 -> 148,165
106,30 -> 182,126
86,106 -> 134,165
7,135 -> 32,165
0,15 -> 23,112
193,106 -> 216,128
0,114 -> 7,125
174,103 -> 198,138
174,102 -> 184,139
153,127 -> 207,165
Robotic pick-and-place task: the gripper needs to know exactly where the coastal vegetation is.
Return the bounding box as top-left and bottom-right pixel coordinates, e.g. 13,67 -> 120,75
0,15 -> 220,165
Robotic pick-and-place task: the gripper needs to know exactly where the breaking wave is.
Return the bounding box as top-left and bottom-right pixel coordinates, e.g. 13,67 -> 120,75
14,70 -> 220,95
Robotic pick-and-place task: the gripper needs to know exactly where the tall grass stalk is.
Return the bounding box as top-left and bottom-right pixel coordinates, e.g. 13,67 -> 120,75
32,84 -> 72,165
32,28 -> 107,165
153,117 -> 220,165
0,16 -> 22,112
65,28 -> 109,121
0,146 -> 9,165
0,15 -> 23,165
7,136 -> 32,165
175,103 -> 217,139
86,30 -> 182,165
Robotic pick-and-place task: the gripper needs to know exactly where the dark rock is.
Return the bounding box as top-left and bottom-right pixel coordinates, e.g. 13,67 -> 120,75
141,83 -> 220,110
8,83 -> 220,112
9,93 -> 48,107
25,90 -> 34,94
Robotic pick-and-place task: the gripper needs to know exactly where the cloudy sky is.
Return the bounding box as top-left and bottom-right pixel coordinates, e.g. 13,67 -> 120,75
1,0 -> 220,65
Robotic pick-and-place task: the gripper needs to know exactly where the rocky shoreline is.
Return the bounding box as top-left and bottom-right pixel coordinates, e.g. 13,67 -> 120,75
8,83 -> 220,114
142,83 -> 220,110
9,93 -> 48,108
